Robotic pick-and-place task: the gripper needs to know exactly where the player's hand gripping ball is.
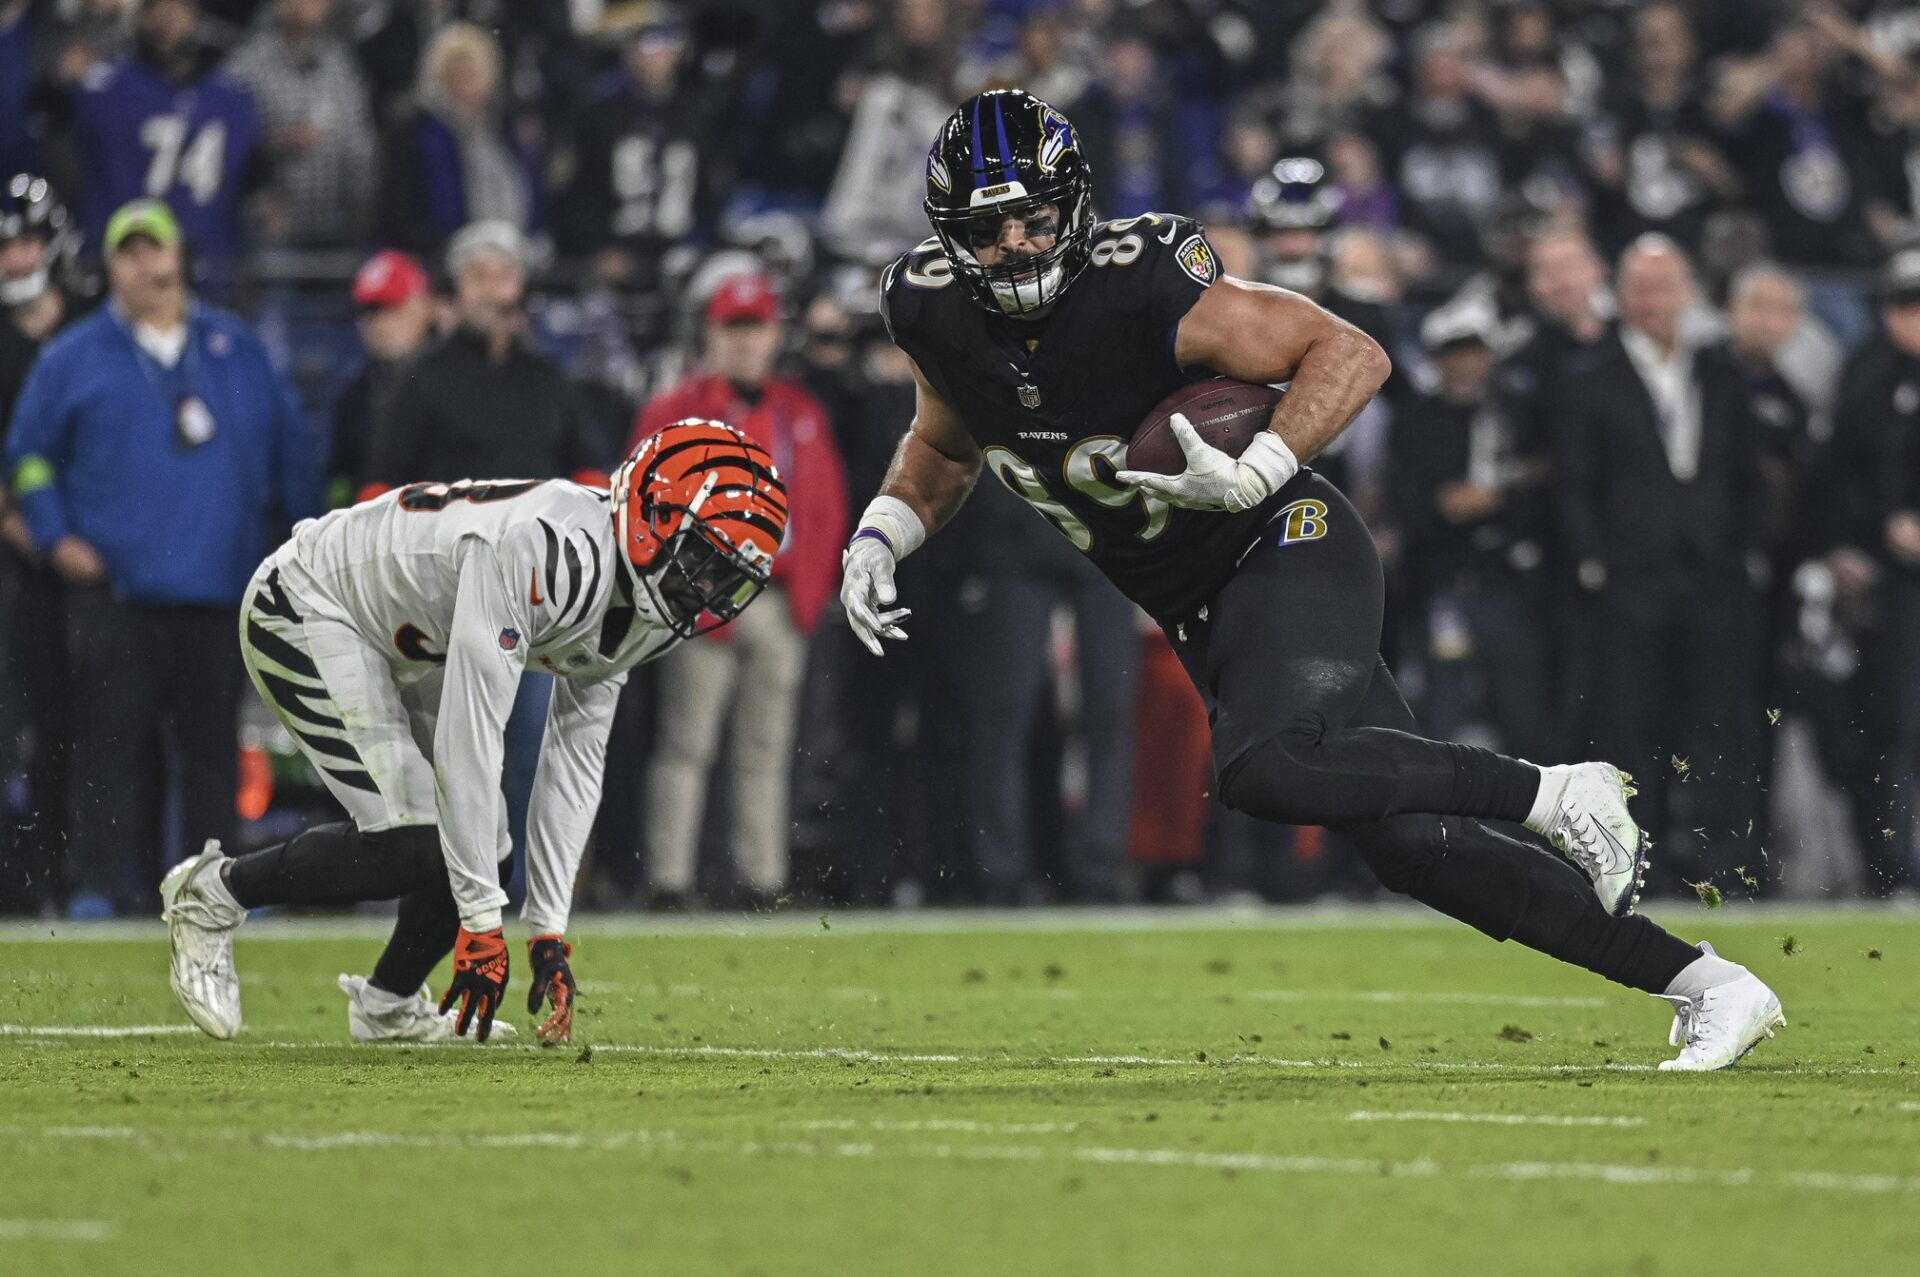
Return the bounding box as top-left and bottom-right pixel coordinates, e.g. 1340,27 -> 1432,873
1118,379 -> 1293,512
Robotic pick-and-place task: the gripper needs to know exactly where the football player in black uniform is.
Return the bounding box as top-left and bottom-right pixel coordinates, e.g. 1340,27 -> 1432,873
840,89 -> 1784,1070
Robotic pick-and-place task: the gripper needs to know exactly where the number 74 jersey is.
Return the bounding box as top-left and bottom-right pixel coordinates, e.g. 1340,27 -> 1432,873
879,213 -> 1286,622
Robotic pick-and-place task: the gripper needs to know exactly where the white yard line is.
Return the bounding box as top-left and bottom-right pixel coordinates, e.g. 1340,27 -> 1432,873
598,982 -> 1588,1008
8,897 -> 1912,942
12,1029 -> 1906,1075
0,1219 -> 116,1242
1347,1110 -> 1648,1128
5,1124 -> 1917,1197
798,1119 -> 1082,1135
1245,990 -> 1606,1008
0,1024 -> 196,1037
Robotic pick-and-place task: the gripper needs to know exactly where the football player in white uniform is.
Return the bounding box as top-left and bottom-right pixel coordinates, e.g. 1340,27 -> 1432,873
160,419 -> 788,1044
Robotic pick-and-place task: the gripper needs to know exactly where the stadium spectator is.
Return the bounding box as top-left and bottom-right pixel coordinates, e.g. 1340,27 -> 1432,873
633,271 -> 847,909
366,221 -> 599,488
1368,21 -> 1507,274
1583,1 -> 1736,255
327,248 -> 432,507
1503,228 -> 1611,450
0,172 -> 81,913
68,0 -> 266,270
1274,3 -> 1396,152
377,21 -> 543,258
560,6 -> 717,293
1557,234 -> 1768,895
1390,297 -> 1555,757
1725,264 -> 1814,514
1839,246 -> 1920,891
0,0 -> 74,179
820,0 -> 956,264
1071,29 -> 1178,218
226,0 -> 377,248
1712,15 -> 1888,288
2,198 -> 320,916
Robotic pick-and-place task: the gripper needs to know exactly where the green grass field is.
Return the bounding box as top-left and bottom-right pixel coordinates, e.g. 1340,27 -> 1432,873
4,904 -> 1919,1275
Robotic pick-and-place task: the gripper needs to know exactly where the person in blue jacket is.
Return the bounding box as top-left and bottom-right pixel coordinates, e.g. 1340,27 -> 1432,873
4,197 -> 320,917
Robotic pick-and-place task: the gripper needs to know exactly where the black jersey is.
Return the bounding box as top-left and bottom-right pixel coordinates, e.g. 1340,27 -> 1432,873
880,213 -> 1286,621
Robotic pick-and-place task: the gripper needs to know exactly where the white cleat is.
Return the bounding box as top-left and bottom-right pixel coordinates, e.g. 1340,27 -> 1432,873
338,974 -> 517,1044
159,840 -> 246,1040
1528,762 -> 1648,916
1658,944 -> 1785,1071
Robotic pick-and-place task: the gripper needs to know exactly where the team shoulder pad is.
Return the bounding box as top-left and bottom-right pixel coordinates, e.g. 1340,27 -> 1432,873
878,236 -> 955,342
511,499 -> 616,637
1110,213 -> 1216,278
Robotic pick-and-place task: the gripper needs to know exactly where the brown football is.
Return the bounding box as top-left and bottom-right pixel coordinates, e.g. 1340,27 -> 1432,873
1126,379 -> 1284,476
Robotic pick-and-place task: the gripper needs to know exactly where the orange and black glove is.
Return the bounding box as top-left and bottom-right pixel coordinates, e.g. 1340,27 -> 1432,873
439,927 -> 509,1042
526,934 -> 576,1046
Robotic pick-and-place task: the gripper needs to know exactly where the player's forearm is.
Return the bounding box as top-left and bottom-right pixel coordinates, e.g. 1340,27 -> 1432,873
433,557 -> 531,929
875,427 -> 980,541
521,680 -> 618,935
1264,328 -> 1391,464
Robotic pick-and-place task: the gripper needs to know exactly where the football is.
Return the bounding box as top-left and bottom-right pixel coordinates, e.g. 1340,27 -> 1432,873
1126,378 -> 1284,475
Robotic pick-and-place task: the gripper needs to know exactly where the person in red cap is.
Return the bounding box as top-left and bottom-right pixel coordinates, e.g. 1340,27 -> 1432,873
628,270 -> 848,909
328,250 -> 436,506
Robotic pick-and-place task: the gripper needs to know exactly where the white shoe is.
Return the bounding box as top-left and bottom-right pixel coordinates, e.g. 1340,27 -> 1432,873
159,840 -> 245,1040
1528,762 -> 1647,916
1658,944 -> 1785,1071
338,974 -> 518,1044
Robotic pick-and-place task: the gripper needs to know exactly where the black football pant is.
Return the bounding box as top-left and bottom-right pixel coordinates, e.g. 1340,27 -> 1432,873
227,821 -> 509,997
62,588 -> 238,911
1167,474 -> 1699,995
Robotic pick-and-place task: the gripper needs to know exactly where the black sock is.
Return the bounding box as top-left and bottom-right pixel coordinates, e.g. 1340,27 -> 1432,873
227,823 -> 441,909
1441,744 -> 1541,826
1429,819 -> 1699,993
368,857 -> 513,998
1342,812 -> 1700,994
370,878 -> 460,997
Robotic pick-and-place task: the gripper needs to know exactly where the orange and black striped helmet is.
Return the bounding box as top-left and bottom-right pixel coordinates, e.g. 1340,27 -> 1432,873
609,418 -> 788,637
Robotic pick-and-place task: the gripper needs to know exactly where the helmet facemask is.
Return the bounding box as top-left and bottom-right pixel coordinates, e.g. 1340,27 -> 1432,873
927,184 -> 1093,317
612,461 -> 778,640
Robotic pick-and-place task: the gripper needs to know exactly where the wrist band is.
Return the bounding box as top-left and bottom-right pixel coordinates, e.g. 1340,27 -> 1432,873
854,495 -> 927,560
849,527 -> 894,555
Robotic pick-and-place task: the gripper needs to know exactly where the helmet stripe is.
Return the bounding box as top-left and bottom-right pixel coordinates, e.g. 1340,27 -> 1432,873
707,510 -> 786,540
708,482 -> 789,514
993,95 -> 1015,182
682,456 -> 786,491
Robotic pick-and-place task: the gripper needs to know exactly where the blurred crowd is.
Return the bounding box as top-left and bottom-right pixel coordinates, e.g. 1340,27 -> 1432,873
7,0 -> 1920,918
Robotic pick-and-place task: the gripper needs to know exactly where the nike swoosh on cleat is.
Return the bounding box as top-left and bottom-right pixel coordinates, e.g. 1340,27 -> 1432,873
1591,821 -> 1634,875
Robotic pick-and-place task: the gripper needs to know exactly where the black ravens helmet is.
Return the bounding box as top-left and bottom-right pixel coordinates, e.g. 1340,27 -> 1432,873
1245,157 -> 1339,236
923,88 -> 1094,317
0,173 -> 78,308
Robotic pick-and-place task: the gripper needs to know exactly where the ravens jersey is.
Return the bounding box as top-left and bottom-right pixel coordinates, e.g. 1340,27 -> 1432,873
880,213 -> 1286,620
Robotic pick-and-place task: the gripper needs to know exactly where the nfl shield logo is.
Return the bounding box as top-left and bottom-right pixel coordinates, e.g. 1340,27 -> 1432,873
1017,383 -> 1042,410
498,627 -> 521,652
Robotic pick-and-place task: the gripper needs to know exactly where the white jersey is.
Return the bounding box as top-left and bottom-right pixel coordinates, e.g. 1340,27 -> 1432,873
269,479 -> 679,931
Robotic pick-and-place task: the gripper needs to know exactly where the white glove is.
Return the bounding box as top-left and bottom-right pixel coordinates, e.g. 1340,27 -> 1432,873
1116,412 -> 1299,513
841,533 -> 912,656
